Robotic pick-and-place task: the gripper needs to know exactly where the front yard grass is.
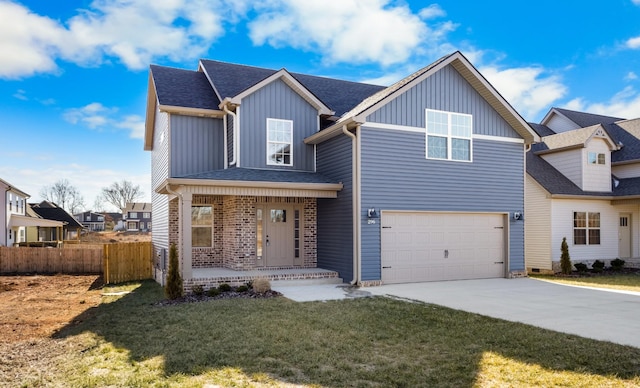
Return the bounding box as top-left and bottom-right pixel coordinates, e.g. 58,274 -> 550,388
20,280 -> 640,387
531,273 -> 640,293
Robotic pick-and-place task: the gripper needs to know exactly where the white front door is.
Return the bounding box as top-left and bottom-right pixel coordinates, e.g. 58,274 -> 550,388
619,213 -> 632,259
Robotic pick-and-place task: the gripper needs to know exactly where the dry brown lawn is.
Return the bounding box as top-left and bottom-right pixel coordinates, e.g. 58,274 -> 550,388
0,275 -> 103,386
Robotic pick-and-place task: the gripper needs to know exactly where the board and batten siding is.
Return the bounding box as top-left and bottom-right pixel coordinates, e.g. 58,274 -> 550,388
583,139 -> 612,192
367,64 -> 520,139
226,114 -> 234,166
550,199 -> 639,262
524,175 -> 552,271
540,149 -> 583,190
359,127 -> 525,281
239,78 -> 318,171
316,134 -> 354,282
170,115 -> 224,178
151,109 -> 170,265
612,163 -> 640,179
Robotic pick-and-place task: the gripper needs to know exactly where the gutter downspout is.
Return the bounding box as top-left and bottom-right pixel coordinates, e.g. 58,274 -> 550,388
165,184 -> 183,286
223,105 -> 238,167
342,125 -> 360,285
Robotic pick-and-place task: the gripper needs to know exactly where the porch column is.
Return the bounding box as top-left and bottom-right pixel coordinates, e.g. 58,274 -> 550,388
181,192 -> 193,280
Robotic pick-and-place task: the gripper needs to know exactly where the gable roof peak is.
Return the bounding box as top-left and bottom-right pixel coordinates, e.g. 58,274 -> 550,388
538,123 -> 619,153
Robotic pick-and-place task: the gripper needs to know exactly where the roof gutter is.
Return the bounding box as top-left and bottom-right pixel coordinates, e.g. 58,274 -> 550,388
342,124 -> 361,285
221,100 -> 239,167
305,117 -> 363,145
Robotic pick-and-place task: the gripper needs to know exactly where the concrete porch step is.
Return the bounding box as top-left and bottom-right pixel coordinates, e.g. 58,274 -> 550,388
270,277 -> 344,286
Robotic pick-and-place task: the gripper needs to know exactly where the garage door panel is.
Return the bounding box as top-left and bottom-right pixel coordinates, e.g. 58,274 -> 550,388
381,212 -> 505,284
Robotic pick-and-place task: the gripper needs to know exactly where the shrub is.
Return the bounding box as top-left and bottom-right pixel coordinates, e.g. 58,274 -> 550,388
165,244 -> 183,300
560,237 -> 572,275
192,284 -> 204,296
207,287 -> 220,297
218,283 -> 232,292
236,285 -> 249,293
252,278 -> 271,293
574,263 -> 588,273
592,260 -> 605,273
610,258 -> 625,270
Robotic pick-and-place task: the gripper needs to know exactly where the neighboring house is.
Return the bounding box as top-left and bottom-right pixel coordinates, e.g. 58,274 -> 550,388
1,178 -> 63,246
526,108 -> 640,273
122,203 -> 152,232
30,201 -> 83,241
74,211 -> 106,231
144,51 -> 538,288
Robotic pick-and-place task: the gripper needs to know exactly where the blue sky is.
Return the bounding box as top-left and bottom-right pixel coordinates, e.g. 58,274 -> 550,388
1,0 -> 640,212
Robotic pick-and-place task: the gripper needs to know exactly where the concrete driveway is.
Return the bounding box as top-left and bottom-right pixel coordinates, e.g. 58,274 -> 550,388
367,278 -> 640,349
275,277 -> 640,348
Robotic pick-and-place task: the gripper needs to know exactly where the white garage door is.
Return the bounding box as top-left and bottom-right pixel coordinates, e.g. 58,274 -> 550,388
381,212 -> 506,284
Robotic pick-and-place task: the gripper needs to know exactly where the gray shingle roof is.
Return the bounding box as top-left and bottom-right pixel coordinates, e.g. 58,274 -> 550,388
30,201 -> 84,228
150,64 -> 220,109
199,60 -> 384,117
527,152 -> 640,197
528,122 -> 555,137
554,107 -> 624,127
178,167 -> 339,185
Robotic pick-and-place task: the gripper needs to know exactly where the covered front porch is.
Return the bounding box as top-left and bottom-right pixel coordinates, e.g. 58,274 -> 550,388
157,171 -> 343,290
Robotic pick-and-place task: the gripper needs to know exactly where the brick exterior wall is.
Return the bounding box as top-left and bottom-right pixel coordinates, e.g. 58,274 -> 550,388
171,194 -> 318,275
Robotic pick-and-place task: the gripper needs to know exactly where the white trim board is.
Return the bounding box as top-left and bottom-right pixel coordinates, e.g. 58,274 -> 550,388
363,122 -> 525,143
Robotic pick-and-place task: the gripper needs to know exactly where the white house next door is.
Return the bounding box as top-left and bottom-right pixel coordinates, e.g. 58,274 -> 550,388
619,213 -> 632,259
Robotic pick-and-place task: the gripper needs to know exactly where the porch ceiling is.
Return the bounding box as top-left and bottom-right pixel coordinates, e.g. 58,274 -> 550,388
9,214 -> 64,228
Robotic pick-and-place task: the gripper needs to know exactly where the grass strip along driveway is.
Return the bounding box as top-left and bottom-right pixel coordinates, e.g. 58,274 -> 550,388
13,280 -> 640,387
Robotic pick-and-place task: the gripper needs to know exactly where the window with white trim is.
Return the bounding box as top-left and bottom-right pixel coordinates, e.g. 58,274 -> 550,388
588,152 -> 605,165
573,212 -> 600,245
192,205 -> 213,247
426,109 -> 472,161
267,118 -> 293,166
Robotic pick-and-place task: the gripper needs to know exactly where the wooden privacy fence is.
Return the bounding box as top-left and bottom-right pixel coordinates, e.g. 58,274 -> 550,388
103,242 -> 153,284
0,242 -> 153,285
0,246 -> 102,273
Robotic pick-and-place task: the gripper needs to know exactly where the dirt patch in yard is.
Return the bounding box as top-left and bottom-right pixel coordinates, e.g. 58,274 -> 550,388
0,274 -> 102,344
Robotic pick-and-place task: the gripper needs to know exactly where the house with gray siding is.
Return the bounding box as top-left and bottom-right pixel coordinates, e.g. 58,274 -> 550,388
525,108 -> 640,273
144,51 -> 539,290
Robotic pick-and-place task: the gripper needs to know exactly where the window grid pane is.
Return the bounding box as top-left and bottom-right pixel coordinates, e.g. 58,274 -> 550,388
267,119 -> 292,165
426,110 -> 472,161
451,138 -> 470,161
427,135 -> 447,159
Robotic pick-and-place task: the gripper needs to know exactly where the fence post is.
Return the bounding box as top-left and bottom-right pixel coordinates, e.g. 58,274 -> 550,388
103,244 -> 109,284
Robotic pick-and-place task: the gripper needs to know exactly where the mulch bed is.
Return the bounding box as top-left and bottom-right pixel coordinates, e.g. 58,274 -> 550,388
155,288 -> 282,306
553,267 -> 640,278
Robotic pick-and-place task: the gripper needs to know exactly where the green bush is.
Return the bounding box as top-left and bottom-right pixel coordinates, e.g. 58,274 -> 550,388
610,258 -> 625,270
165,244 -> 183,300
592,260 -> 605,273
236,285 -> 249,293
218,283 -> 232,292
206,287 -> 220,297
574,263 -> 588,273
192,284 -> 204,296
560,237 -> 572,275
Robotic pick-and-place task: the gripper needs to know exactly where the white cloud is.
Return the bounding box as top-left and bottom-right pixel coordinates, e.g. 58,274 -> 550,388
419,4 -> 446,19
0,0 -> 232,78
633,0 -> 640,5
625,71 -> 638,81
626,36 -> 640,49
13,89 -> 28,100
116,115 -> 146,139
565,86 -> 640,119
248,0 -> 455,66
0,1 -> 67,78
480,65 -> 567,120
64,102 -> 142,138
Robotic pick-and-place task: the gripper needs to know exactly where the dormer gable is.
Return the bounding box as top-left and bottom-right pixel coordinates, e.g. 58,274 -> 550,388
536,124 -> 618,192
541,107 -> 624,134
218,69 -> 334,117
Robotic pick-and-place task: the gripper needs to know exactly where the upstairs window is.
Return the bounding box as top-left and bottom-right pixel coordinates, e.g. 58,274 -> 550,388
143,212 -> 151,218
573,212 -> 600,245
426,109 -> 472,162
267,118 -> 293,166
129,212 -> 137,218
588,152 -> 605,165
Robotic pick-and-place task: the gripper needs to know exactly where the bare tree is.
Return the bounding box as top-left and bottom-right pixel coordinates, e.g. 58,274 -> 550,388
101,180 -> 144,211
39,179 -> 86,214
